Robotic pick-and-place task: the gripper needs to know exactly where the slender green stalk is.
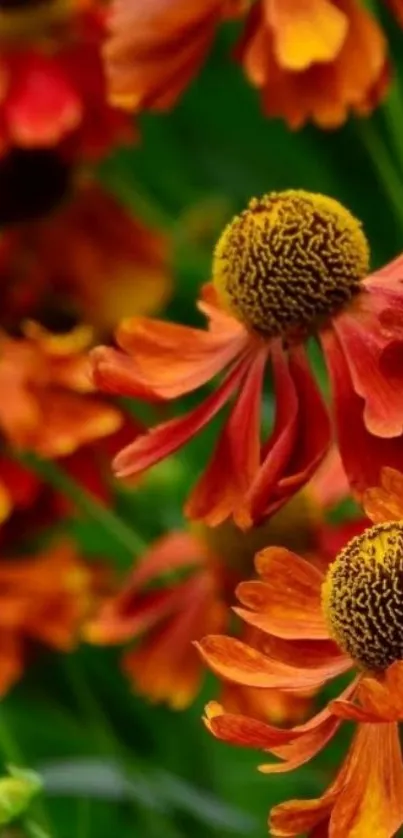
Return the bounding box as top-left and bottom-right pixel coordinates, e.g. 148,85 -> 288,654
355,119 -> 403,232
16,453 -> 146,560
382,83 -> 403,180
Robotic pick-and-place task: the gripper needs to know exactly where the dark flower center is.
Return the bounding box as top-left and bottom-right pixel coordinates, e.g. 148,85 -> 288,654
323,522 -> 403,671
213,190 -> 369,338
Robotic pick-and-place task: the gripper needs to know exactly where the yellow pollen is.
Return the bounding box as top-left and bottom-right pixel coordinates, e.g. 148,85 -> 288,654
213,190 -> 369,337
322,522 -> 403,671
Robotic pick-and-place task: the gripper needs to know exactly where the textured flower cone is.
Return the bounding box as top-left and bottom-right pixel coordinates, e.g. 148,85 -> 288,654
236,0 -> 389,129
197,468 -> 403,837
92,190 -> 403,528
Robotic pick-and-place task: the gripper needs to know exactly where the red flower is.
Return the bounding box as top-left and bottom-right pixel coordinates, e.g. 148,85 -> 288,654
0,3 -> 134,159
92,191 -> 403,528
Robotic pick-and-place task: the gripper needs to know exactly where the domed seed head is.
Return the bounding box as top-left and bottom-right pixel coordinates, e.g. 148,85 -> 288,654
322,522 -> 403,671
213,190 -> 369,338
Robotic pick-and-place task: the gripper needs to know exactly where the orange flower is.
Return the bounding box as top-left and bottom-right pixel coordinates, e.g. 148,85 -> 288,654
92,191 -> 403,528
236,0 -> 389,129
197,468 -> 403,837
0,179 -> 171,335
0,539 -> 95,695
0,321 -> 123,458
104,0 -> 245,112
0,1 -> 134,159
86,463 -> 359,711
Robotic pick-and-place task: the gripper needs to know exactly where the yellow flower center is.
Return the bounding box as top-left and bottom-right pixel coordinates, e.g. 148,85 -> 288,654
322,522 -> 403,671
213,190 -> 369,338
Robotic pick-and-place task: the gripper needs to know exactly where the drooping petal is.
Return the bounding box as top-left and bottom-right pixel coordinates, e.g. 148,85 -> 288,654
244,344 -> 331,523
203,700 -> 305,749
113,355 -> 251,479
333,309 -> 403,437
333,662 -> 403,723
196,635 -> 350,691
260,680 -> 357,776
271,721 -> 403,837
330,723 -> 403,838
321,327 -> 403,499
114,313 -> 249,398
234,546 -> 328,639
185,345 -> 269,527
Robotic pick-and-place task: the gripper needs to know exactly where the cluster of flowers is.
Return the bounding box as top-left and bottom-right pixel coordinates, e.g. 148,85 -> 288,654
91,183 -> 403,836
0,0 -> 172,693
105,0 -> 401,129
5,1 -> 403,836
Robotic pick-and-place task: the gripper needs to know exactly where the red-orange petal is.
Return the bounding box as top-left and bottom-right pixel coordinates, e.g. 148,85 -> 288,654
363,467 -> 403,524
113,355 -> 250,479
203,700 -> 305,749
234,546 -> 327,639
116,312 -> 248,396
196,635 -> 350,691
245,343 -> 331,522
334,310 -> 403,438
185,345 -> 269,527
260,680 -> 357,776
321,326 -> 403,499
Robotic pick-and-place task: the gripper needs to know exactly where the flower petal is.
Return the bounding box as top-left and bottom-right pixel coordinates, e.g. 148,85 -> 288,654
203,700 -> 304,749
269,0 -> 348,71
333,310 -> 403,437
245,343 -> 330,523
112,355 -> 250,478
196,635 -> 350,690
114,313 -> 248,398
363,467 -> 403,523
234,546 -> 328,639
330,723 -> 403,838
260,680 -> 357,776
185,346 -> 269,527
321,327 -> 403,499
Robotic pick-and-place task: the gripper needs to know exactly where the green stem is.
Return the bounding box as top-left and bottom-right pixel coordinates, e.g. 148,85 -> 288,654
16,453 -> 146,560
355,119 -> 403,232
382,83 -> 403,180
